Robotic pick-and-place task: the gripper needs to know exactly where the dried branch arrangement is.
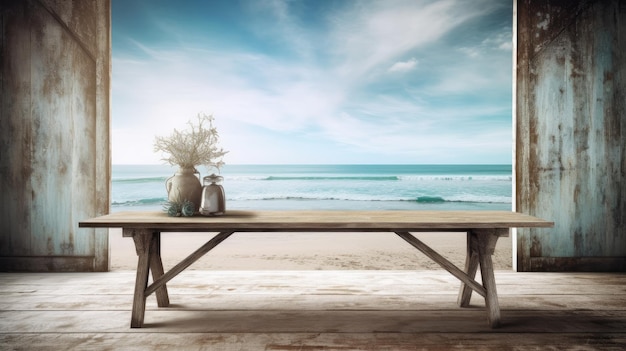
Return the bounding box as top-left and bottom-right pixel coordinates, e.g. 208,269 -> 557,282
154,113 -> 228,170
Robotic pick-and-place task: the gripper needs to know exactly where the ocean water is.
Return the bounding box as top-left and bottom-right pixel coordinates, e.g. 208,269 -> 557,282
111,164 -> 512,212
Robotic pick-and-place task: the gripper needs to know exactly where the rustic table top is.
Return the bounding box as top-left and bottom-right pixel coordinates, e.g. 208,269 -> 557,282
79,210 -> 553,232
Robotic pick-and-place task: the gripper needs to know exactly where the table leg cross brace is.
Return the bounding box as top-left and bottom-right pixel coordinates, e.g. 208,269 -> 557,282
145,231 -> 234,296
125,228 -> 505,328
395,229 -> 506,328
124,229 -> 234,328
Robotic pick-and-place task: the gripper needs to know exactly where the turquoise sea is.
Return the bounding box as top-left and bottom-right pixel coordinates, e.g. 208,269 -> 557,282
111,164 -> 512,212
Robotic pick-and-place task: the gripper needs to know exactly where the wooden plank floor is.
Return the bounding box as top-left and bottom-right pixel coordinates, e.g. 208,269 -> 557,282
1,270 -> 625,350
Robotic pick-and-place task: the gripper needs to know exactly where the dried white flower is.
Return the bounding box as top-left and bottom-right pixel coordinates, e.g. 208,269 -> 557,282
154,113 -> 228,170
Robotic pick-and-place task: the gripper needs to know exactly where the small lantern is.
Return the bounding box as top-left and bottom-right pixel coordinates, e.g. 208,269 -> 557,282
199,174 -> 225,216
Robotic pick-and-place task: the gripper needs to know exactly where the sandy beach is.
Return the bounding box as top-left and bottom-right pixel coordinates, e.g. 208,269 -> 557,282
109,164 -> 514,271
110,229 -> 513,271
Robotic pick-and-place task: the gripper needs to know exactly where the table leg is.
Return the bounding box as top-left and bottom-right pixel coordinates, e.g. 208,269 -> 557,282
473,229 -> 504,328
149,232 -> 170,307
129,229 -> 152,328
457,232 -> 479,307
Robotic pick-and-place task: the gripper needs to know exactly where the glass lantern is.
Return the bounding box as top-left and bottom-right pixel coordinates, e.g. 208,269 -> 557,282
199,174 -> 225,216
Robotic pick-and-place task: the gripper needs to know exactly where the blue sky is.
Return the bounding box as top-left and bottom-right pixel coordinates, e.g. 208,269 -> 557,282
112,0 -> 513,165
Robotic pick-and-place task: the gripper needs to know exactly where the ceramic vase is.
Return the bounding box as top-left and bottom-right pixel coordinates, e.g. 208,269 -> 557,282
165,166 -> 202,212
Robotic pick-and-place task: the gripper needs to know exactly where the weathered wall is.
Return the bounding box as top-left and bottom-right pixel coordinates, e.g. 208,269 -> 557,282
0,0 -> 110,271
516,0 -> 625,271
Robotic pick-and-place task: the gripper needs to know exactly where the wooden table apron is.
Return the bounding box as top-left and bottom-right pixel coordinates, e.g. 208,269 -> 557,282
79,210 -> 554,329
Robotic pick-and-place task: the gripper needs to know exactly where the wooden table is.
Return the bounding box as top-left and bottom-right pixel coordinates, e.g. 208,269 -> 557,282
79,210 -> 553,328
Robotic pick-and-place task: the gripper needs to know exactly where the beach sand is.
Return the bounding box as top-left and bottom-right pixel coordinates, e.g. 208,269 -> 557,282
110,229 -> 513,271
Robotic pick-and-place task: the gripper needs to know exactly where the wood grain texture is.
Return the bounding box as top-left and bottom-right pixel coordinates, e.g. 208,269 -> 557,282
515,0 -> 626,271
475,230 -> 503,328
130,230 -> 152,328
1,271 -> 625,349
86,211 -> 551,329
149,233 -> 169,307
79,210 -> 553,232
458,232 -> 480,307
0,0 -> 110,272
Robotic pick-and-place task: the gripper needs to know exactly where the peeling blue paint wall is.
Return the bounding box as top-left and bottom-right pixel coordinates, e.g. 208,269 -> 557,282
516,0 -> 625,271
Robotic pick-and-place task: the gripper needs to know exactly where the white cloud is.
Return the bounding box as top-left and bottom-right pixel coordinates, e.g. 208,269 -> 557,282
498,41 -> 513,50
483,30 -> 513,51
328,0 -> 493,77
388,58 -> 419,73
459,47 -> 480,58
313,109 -> 511,163
111,0 -> 513,164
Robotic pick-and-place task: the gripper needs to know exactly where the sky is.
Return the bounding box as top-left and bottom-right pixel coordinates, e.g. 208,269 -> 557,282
112,0 -> 514,165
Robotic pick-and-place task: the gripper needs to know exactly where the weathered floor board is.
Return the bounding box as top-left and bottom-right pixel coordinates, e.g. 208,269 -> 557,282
1,271 -> 625,350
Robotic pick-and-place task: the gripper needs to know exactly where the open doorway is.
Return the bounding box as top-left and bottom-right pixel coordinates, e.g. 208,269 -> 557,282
109,0 -> 515,271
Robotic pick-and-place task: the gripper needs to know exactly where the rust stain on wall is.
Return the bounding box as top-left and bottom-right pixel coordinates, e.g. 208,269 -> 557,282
0,0 -> 110,272
516,0 -> 626,271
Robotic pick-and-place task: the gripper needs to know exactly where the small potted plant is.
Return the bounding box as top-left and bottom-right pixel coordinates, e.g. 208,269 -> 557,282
154,113 -> 228,214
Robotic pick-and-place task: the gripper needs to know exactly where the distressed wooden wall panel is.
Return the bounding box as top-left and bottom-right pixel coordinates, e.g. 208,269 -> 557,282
29,2 -> 95,258
0,0 -> 110,271
38,0 -> 98,57
0,1 -> 33,257
516,0 -> 626,271
94,0 -> 111,271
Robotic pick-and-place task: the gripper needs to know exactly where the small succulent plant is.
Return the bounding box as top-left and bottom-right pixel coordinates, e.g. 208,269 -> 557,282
181,200 -> 195,217
163,200 -> 195,217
